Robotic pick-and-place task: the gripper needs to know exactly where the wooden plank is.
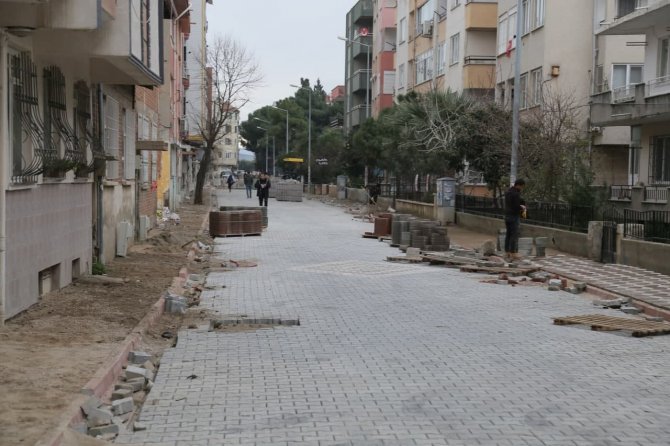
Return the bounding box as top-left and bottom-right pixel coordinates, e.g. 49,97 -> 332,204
459,265 -> 538,275
553,314 -> 670,337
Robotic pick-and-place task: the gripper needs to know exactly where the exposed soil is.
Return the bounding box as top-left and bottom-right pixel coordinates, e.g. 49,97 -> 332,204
0,195 -> 213,446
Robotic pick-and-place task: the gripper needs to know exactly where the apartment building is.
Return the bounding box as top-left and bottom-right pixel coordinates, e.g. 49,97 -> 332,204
213,109 -> 241,171
394,0 -> 497,97
344,0 -> 374,133
591,0 -> 670,208
0,0 -> 164,320
496,0 -> 643,186
371,0 -> 397,117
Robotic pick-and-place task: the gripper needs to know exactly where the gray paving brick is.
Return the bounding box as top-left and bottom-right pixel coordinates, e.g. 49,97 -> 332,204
116,190 -> 670,446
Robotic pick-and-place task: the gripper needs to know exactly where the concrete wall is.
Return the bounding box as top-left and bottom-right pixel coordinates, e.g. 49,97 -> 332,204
456,212 -> 590,257
396,199 -> 436,220
619,238 -> 670,276
102,183 -> 136,264
5,184 -> 93,318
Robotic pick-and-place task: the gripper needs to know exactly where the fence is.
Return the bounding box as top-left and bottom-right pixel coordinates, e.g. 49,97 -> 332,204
624,209 -> 670,244
379,180 -> 436,204
456,194 -> 595,233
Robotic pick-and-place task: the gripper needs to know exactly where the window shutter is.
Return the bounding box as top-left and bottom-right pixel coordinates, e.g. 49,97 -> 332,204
124,110 -> 136,180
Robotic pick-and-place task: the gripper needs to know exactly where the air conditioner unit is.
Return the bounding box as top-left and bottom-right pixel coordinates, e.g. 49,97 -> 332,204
421,21 -> 433,37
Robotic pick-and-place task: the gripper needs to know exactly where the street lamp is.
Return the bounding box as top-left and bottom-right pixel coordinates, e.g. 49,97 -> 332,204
270,105 -> 290,155
290,84 -> 312,190
338,35 -> 371,187
257,126 -> 269,173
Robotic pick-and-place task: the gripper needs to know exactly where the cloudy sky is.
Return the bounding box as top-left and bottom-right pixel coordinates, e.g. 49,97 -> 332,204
208,0 -> 354,122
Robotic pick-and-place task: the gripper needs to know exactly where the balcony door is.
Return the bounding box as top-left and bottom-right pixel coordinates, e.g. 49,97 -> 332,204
650,135 -> 670,185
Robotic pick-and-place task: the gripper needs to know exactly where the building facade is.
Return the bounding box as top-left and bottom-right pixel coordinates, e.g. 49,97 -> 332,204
591,0 -> 670,208
371,0 -> 397,117
344,0 -> 374,133
213,109 -> 241,172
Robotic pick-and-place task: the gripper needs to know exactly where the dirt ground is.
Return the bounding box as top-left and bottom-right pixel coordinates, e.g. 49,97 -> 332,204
0,196 -> 213,446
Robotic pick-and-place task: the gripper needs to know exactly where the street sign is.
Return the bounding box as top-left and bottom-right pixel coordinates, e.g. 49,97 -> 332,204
316,158 -> 328,166
284,157 -> 304,163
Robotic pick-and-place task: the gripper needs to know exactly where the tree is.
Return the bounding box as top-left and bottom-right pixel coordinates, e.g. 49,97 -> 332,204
192,35 -> 262,204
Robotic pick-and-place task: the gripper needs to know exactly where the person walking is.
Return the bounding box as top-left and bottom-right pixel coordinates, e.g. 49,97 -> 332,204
243,171 -> 254,199
255,172 -> 271,207
226,173 -> 235,193
504,178 -> 526,260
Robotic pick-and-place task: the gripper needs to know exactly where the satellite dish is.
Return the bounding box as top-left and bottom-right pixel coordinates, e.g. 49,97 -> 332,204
359,27 -> 369,37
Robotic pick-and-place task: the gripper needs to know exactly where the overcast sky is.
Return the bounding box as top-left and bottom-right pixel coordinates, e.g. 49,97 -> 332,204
207,0 -> 353,122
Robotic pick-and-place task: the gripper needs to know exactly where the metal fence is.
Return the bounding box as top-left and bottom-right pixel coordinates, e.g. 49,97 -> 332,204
379,179 -> 436,204
624,209 -> 670,244
456,194 -> 595,233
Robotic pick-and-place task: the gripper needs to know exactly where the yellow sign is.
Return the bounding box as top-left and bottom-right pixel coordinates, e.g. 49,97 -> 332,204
284,157 -> 304,163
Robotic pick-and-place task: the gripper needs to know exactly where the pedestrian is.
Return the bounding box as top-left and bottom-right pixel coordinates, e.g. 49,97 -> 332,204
226,173 -> 235,193
504,178 -> 526,260
243,171 -> 254,199
255,172 -> 271,207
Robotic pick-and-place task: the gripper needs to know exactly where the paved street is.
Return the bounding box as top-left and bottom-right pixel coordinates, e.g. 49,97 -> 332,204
117,190 -> 670,446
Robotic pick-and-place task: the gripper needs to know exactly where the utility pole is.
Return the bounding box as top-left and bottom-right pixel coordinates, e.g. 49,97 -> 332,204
510,0 -> 523,186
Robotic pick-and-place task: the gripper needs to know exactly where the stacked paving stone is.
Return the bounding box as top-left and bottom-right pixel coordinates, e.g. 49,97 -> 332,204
275,181 -> 303,202
394,217 -> 450,252
220,206 -> 268,227
74,351 -> 157,440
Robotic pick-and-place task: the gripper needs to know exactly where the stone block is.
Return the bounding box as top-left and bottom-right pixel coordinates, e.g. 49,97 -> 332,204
134,422 -> 147,432
112,388 -> 133,401
88,424 -> 119,437
86,407 -> 113,428
125,365 -> 149,380
142,360 -> 156,372
620,306 -> 641,315
573,282 -> 587,292
479,240 -> 496,257
592,298 -> 624,308
548,285 -> 560,291
128,351 -> 152,364
548,279 -> 562,287
112,397 -> 135,416
406,247 -> 421,257
126,378 -> 146,392
645,316 -> 665,322
80,396 -> 103,416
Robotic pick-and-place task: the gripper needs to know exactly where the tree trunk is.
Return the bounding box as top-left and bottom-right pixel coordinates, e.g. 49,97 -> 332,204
194,145 -> 212,204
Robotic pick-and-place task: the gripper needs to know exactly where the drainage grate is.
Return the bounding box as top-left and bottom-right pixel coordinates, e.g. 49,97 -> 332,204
553,314 -> 670,337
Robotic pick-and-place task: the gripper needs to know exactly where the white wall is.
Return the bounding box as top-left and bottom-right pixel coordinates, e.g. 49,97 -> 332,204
395,0 -> 409,94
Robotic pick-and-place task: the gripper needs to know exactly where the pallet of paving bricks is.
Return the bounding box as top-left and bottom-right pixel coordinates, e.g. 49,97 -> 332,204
386,255 -> 424,264
420,254 -> 479,266
553,314 -> 670,337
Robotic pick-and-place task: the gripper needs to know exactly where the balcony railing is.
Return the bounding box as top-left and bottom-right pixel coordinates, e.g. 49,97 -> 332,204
644,185 -> 669,203
351,69 -> 371,93
646,74 -> 670,98
610,185 -> 633,201
464,56 -> 496,65
612,84 -> 637,103
617,0 -> 648,17
350,105 -> 371,127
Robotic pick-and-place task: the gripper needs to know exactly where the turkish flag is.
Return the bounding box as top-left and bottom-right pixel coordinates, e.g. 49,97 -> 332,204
506,39 -> 513,57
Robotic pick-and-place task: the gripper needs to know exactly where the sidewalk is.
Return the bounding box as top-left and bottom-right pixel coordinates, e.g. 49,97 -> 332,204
117,190 -> 670,446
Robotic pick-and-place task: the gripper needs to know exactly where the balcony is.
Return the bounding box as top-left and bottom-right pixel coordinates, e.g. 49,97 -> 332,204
349,105 -> 371,128
351,36 -> 372,60
610,185 -> 633,201
350,0 -> 373,25
644,185 -> 669,203
463,57 -> 495,90
0,0 -> 100,30
612,84 -> 637,103
350,70 -> 371,94
465,1 -> 498,30
599,0 -> 670,35
590,82 -> 670,126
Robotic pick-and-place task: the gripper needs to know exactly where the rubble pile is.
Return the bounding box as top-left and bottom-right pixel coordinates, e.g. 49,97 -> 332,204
74,351 -> 157,440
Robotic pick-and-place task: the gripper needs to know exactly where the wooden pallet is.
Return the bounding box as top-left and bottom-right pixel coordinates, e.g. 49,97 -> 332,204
362,233 -> 379,239
215,232 -> 262,238
386,255 -> 424,263
421,254 -> 478,266
553,314 -> 670,337
459,265 -> 539,276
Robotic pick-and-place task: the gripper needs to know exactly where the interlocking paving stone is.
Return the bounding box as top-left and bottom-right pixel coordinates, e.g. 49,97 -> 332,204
116,191 -> 670,446
536,256 -> 670,310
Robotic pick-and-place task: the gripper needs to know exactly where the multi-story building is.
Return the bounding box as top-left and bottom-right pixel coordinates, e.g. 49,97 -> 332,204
591,0 -> 670,208
0,0 -> 164,320
183,0 -> 211,143
371,0 -> 397,117
344,0 -> 374,133
496,0 -> 643,187
213,109 -> 241,172
394,0 -> 498,97
330,85 -> 346,104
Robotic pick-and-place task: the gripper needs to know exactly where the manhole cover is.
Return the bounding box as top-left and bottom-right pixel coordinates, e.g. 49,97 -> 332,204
291,260 -> 436,277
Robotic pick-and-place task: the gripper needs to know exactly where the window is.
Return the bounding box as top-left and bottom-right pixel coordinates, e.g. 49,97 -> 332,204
594,64 -> 605,93
398,63 -> 406,88
415,50 -> 433,85
225,124 -> 232,134
151,151 -> 157,182
399,17 -> 407,43
8,51 -> 35,182
651,136 -> 670,184
617,0 -> 645,18
225,152 -> 233,159
660,37 -> 669,78
530,68 -> 543,106
497,82 -> 506,107
449,33 -> 460,65
450,0 -> 461,9
519,73 -> 528,108
104,95 -> 120,179
612,64 -> 643,89
521,0 -> 530,34
225,138 -> 232,145
416,0 -> 434,34
124,109 -> 136,180
436,42 -> 447,75
140,151 -> 149,185
497,9 -> 517,55
534,0 -> 544,28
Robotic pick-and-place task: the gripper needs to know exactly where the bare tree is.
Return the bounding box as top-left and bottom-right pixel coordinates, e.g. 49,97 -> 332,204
192,35 -> 262,204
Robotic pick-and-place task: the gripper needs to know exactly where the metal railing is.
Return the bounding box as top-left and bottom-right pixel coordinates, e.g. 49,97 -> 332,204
464,56 -> 496,65
610,185 -> 633,201
644,185 -> 669,203
624,209 -> 670,244
646,74 -> 670,98
456,194 -> 595,233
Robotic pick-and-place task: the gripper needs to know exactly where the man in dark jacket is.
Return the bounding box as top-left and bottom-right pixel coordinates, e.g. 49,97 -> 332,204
504,178 -> 526,259
255,172 -> 271,207
243,171 -> 254,199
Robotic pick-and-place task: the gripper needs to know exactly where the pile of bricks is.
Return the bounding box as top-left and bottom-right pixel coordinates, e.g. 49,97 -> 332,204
275,181 -> 303,202
73,351 -> 157,440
